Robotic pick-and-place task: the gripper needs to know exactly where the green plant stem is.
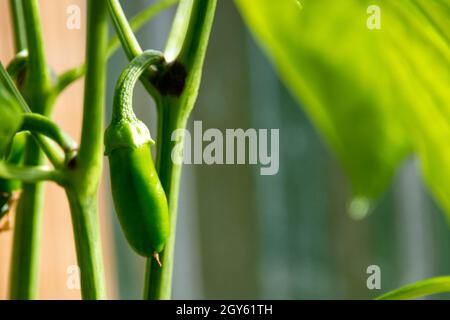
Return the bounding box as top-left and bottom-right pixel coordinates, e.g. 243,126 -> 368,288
65,0 -> 109,300
77,0 -> 108,179
57,0 -> 177,95
20,114 -> 78,154
55,64 -> 85,95
0,62 -> 65,167
107,0 -> 142,58
107,0 -> 179,57
21,0 -> 52,102
9,138 -> 46,299
9,0 -> 27,52
107,0 -> 160,102
0,161 -> 65,185
20,114 -> 78,166
65,190 -> 106,299
144,0 -> 217,300
9,0 -> 54,299
164,0 -> 194,61
143,100 -> 187,299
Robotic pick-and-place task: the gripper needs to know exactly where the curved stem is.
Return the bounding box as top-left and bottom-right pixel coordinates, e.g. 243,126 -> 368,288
31,135 -> 65,167
57,0 -> 176,95
21,113 -> 78,154
112,50 -> 164,121
107,0 -> 160,101
55,64 -> 85,95
107,0 -> 179,56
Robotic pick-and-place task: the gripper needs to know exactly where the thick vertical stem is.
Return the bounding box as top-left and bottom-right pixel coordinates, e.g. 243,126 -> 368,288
64,0 -> 109,299
66,191 -> 106,299
9,0 -> 53,299
143,104 -> 187,299
78,0 -> 108,181
143,0 -> 217,299
9,140 -> 45,299
21,0 -> 52,101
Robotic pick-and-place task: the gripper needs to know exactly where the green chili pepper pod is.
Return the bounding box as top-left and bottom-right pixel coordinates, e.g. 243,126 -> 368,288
105,50 -> 169,259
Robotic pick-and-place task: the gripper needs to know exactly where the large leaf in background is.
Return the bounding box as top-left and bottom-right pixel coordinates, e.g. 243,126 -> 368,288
0,88 -> 22,156
236,0 -> 450,217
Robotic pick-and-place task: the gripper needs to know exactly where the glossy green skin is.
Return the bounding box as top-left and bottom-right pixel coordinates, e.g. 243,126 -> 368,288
108,143 -> 169,256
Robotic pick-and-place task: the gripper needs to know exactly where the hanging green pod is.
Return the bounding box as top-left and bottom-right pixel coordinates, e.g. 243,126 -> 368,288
105,50 -> 169,260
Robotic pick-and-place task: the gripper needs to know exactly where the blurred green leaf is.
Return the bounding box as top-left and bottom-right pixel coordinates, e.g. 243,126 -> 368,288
376,276 -> 450,300
0,88 -> 23,156
236,0 -> 450,215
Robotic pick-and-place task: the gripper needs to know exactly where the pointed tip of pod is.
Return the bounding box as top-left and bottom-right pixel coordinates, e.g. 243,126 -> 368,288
153,252 -> 162,267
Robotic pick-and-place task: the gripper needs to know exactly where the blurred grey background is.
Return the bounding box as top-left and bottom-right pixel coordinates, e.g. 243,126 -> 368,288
105,0 -> 450,299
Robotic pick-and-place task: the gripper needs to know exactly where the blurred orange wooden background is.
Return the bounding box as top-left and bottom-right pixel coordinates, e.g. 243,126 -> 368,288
0,0 -> 118,299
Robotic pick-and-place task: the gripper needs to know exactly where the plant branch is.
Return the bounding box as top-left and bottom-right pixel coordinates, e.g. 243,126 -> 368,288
22,0 -> 52,99
144,0 -> 217,300
55,64 -> 85,95
107,0 -> 143,59
107,0 -> 161,101
107,0 -> 179,57
20,113 -> 78,155
164,0 -> 194,62
0,161 -> 65,185
20,114 -> 78,165
77,0 -> 108,179
66,0 -> 109,300
65,189 -> 106,300
9,138 -> 46,299
0,62 -> 66,167
57,0 -> 176,95
8,0 -> 54,300
143,102 -> 187,300
9,0 -> 27,52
